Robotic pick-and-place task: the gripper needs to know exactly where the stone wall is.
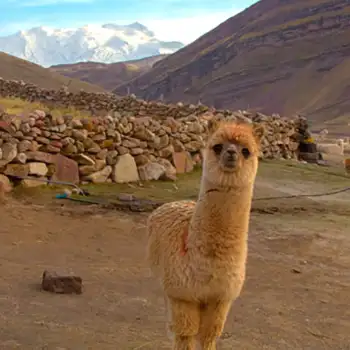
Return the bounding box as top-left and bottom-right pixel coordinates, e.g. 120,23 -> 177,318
0,77 -> 209,116
0,78 -> 302,189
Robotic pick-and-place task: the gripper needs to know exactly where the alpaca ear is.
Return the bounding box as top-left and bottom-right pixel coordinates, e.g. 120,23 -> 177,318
207,118 -> 220,135
252,123 -> 265,143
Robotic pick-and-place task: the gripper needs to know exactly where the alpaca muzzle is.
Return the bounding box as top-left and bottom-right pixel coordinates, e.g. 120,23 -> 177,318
223,147 -> 238,168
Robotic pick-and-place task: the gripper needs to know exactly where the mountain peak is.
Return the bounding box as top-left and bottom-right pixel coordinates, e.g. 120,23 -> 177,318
101,22 -> 155,36
0,23 -> 184,67
128,22 -> 155,36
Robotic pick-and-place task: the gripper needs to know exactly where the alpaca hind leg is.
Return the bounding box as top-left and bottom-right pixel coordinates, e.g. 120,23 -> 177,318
197,300 -> 232,350
168,297 -> 200,350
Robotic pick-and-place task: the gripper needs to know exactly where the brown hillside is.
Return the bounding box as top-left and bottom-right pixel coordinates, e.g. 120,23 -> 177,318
50,55 -> 167,91
114,0 -> 350,134
0,52 -> 106,93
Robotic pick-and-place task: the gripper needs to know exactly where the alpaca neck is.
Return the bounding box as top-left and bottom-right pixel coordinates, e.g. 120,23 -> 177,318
188,177 -> 254,257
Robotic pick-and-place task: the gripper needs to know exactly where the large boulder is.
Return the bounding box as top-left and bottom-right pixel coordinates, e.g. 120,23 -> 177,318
138,162 -> 166,181
28,162 -> 48,176
50,154 -> 79,184
112,154 -> 139,183
172,151 -> 194,173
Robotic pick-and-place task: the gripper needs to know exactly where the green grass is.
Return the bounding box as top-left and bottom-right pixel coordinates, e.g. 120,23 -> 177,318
11,160 -> 350,206
259,159 -> 349,182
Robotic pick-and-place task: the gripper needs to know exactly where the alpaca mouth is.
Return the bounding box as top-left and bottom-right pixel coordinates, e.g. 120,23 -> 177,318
222,159 -> 237,170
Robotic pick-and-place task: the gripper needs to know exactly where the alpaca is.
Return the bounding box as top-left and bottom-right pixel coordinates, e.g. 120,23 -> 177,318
146,118 -> 263,350
0,182 -> 5,205
345,158 -> 350,173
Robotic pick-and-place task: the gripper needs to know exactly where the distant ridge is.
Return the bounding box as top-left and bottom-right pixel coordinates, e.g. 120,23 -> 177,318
50,55 -> 167,91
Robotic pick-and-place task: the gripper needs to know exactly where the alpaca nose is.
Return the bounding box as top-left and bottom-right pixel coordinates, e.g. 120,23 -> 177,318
226,147 -> 237,159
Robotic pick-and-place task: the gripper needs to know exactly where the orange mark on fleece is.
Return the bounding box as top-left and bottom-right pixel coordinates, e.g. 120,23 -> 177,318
226,124 -> 254,142
179,202 -> 195,256
345,158 -> 350,173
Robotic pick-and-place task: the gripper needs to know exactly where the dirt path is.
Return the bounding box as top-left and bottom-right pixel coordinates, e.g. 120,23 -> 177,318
0,161 -> 349,349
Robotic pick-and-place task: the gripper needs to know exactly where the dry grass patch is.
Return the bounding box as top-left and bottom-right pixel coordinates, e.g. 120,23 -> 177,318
0,97 -> 92,119
0,51 -> 106,93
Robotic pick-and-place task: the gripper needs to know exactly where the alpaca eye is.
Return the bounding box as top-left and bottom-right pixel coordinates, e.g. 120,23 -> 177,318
212,144 -> 223,155
242,148 -> 250,158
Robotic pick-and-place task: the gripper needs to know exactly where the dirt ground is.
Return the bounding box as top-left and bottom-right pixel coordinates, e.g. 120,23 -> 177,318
0,160 -> 349,350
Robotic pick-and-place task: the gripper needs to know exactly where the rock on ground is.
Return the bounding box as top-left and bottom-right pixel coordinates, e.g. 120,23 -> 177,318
0,174 -> 12,193
86,165 -> 112,183
138,162 -> 166,181
41,270 -> 83,294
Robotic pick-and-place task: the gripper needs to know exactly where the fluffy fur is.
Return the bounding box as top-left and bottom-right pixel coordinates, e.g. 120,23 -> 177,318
146,118 -> 263,350
0,182 -> 6,205
345,158 -> 350,173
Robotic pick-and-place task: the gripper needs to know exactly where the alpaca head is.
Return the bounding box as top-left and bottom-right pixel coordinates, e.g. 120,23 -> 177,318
202,118 -> 264,188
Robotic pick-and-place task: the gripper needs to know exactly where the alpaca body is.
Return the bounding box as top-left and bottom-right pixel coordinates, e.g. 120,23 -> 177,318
146,120 -> 263,350
147,189 -> 250,303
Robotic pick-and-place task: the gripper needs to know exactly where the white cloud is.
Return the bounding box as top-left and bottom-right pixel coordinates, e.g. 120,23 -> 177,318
10,0 -> 93,6
0,21 -> 41,35
136,10 -> 241,44
0,9 -> 242,44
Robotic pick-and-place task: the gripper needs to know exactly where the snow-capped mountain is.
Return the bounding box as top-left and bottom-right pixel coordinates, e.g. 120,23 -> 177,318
0,22 -> 184,67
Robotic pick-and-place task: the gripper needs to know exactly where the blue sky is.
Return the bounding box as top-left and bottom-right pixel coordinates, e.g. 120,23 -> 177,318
0,0 -> 257,43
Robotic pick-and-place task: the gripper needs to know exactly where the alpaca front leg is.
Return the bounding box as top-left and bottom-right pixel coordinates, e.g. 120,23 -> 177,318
197,299 -> 232,350
164,295 -> 175,341
168,297 -> 200,350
